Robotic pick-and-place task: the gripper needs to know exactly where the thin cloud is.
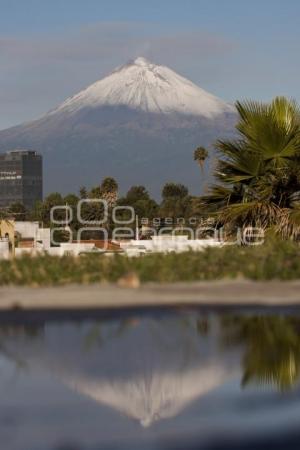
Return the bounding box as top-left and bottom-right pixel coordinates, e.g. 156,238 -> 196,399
0,22 -> 235,64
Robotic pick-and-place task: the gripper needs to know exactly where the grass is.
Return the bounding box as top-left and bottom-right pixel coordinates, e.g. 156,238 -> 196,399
1,239 -> 300,286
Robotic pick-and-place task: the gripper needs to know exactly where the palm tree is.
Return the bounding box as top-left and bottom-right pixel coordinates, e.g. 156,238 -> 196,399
194,147 -> 209,173
221,316 -> 300,391
100,177 -> 119,207
202,97 -> 300,238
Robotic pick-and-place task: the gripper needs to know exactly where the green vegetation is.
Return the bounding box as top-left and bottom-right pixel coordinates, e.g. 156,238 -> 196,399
1,239 -> 300,286
5,97 -> 300,242
194,146 -> 209,173
2,96 -> 300,287
99,176 -> 119,207
23,179 -> 200,240
117,185 -> 159,220
159,182 -> 193,224
202,97 -> 300,239
221,315 -> 300,391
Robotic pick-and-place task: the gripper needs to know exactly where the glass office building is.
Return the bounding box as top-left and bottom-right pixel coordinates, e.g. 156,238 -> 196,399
0,150 -> 43,210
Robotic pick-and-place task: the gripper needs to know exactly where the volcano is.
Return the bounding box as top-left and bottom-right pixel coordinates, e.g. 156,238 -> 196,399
0,57 -> 237,196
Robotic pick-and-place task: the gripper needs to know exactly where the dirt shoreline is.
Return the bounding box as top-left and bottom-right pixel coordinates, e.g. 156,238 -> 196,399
0,280 -> 300,311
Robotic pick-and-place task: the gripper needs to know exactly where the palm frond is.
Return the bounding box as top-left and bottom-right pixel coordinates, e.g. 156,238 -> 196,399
201,97 -> 300,239
276,207 -> 300,240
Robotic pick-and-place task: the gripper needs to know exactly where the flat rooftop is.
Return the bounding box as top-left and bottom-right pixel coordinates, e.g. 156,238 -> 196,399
6,150 -> 39,156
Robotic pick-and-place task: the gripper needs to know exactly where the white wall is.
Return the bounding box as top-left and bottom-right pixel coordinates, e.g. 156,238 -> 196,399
15,221 -> 39,239
37,228 -> 51,249
46,243 -> 96,257
120,236 -> 224,256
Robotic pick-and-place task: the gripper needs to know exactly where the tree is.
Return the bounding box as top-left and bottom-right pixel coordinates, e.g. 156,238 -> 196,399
194,146 -> 208,173
162,183 -> 188,200
221,316 -> 300,391
79,186 -> 87,199
117,185 -> 158,221
8,202 -> 27,221
89,186 -> 102,199
160,183 -> 192,223
126,186 -> 150,202
32,193 -> 64,225
202,97 -> 300,238
64,194 -> 79,207
101,177 -> 119,207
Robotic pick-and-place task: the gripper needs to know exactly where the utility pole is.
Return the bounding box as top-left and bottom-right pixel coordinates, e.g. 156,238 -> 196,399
135,215 -> 139,241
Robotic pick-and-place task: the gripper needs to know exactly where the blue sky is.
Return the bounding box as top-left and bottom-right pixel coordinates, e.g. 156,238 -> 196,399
1,0 -> 300,129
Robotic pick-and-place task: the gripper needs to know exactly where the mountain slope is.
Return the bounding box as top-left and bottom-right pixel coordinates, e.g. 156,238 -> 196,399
0,57 -> 237,196
48,56 -> 234,117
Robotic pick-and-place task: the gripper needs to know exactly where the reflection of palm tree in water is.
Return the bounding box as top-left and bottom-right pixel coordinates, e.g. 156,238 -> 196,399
221,315 -> 300,391
5,315 -> 300,405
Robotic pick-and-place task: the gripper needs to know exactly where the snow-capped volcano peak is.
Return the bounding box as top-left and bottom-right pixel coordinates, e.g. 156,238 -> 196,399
49,57 -> 234,118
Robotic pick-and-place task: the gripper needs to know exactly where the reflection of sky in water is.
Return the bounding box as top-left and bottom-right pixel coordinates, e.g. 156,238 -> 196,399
0,312 -> 300,450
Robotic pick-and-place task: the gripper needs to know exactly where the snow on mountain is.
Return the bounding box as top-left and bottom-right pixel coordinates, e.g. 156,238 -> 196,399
49,56 -> 234,118
0,57 -> 237,195
2,318 -> 238,428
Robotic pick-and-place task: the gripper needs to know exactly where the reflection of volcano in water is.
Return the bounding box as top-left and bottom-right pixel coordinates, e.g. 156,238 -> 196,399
3,316 -> 238,427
